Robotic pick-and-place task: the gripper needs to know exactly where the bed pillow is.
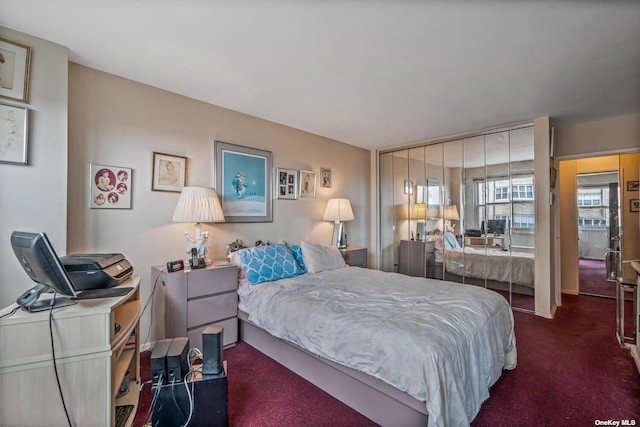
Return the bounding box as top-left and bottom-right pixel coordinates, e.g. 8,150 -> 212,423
443,232 -> 462,250
239,244 -> 305,285
227,250 -> 249,287
290,244 -> 307,273
300,241 -> 346,273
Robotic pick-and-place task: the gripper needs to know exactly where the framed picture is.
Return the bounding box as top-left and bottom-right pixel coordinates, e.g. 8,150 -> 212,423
152,152 -> 187,192
275,168 -> 298,200
627,181 -> 639,192
631,199 -> 639,213
90,164 -> 132,209
550,166 -> 557,189
0,102 -> 28,165
320,167 -> 332,188
0,38 -> 31,103
215,140 -> 272,222
299,170 -> 316,198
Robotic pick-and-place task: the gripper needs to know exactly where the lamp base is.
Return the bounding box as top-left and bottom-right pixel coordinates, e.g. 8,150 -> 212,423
332,221 -> 347,249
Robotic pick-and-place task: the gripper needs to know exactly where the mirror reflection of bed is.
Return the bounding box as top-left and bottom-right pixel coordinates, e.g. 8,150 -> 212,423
384,125 -> 536,313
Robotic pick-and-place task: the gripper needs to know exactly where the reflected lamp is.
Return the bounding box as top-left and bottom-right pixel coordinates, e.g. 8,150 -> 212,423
443,204 -> 459,233
410,203 -> 427,240
323,198 -> 354,248
172,187 -> 225,264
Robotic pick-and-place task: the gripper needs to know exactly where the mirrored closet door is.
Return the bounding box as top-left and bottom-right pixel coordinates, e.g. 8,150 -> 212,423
379,124 -> 535,312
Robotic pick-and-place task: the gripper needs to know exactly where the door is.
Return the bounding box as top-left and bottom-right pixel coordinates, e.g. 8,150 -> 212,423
577,171 -> 620,298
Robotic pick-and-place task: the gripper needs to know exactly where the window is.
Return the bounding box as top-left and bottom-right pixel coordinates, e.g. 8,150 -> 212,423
512,185 -> 534,200
578,218 -> 607,227
495,186 -> 509,201
577,192 -> 602,207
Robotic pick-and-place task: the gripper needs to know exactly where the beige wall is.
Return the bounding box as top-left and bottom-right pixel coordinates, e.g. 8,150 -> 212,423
555,113 -> 640,159
68,64 -> 370,345
0,28 -> 69,307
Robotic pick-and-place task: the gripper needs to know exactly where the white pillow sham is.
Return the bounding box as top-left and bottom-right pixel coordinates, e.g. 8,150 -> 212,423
300,241 -> 346,273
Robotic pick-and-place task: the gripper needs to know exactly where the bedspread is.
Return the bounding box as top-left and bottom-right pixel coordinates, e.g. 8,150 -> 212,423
443,247 -> 535,287
239,267 -> 517,427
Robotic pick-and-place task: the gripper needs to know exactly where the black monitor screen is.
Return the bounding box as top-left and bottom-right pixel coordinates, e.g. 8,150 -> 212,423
486,219 -> 507,235
11,231 -> 77,311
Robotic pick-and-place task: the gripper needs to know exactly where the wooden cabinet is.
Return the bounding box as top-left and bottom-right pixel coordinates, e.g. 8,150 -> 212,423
0,276 -> 141,427
399,240 -> 442,279
340,246 -> 368,268
153,264 -> 238,351
464,236 -> 505,249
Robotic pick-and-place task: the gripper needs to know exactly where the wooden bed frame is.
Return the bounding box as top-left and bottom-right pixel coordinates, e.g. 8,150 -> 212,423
238,310 -> 428,426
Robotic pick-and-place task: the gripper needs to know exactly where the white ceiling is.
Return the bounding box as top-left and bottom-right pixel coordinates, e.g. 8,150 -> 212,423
1,1 -> 639,151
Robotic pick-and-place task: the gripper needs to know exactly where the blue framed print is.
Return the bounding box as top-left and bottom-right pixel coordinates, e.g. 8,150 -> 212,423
215,141 -> 272,222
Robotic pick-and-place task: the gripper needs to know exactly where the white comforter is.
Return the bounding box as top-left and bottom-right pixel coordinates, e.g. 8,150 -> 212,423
239,267 -> 517,427
444,247 -> 535,287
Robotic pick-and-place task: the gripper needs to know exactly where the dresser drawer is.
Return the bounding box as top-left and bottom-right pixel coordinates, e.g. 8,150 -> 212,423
187,317 -> 238,350
187,265 -> 237,298
187,292 -> 237,328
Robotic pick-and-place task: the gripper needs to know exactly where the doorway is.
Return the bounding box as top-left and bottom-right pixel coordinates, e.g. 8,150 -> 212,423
576,171 -> 619,299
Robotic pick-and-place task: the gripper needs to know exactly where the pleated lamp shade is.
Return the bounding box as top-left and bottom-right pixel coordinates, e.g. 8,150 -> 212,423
172,187 -> 225,224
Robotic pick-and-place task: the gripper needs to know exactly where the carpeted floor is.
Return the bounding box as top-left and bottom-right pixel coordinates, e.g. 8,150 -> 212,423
134,294 -> 640,426
579,258 -> 617,298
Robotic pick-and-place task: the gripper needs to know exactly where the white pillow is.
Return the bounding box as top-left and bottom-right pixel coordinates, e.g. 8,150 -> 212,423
227,250 -> 249,287
300,241 -> 346,273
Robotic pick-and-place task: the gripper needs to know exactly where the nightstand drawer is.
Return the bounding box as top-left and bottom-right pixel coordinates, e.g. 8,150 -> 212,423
188,317 -> 238,350
187,265 -> 237,298
188,292 -> 237,327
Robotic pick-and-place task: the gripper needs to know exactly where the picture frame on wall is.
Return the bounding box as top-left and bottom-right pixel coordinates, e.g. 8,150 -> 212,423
631,199 -> 639,213
0,37 -> 31,103
152,152 -> 187,192
320,167 -> 332,188
299,170 -> 316,198
90,164 -> 132,209
627,181 -> 639,192
0,102 -> 28,165
275,167 -> 298,200
214,140 -> 272,222
550,166 -> 557,189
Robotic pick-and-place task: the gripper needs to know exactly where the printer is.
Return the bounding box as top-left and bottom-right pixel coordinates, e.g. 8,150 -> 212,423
60,253 -> 133,290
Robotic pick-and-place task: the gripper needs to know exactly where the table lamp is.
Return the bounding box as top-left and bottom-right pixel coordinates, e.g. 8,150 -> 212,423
443,204 -> 459,233
172,186 -> 225,265
410,203 -> 427,241
323,198 -> 354,248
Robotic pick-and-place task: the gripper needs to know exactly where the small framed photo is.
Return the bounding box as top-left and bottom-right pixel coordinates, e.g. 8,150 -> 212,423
627,181 -> 639,192
299,170 -> 316,198
90,164 -> 132,209
275,167 -> 298,199
0,102 -> 28,165
152,152 -> 187,192
320,167 -> 332,188
0,37 -> 31,103
550,166 -> 557,189
631,199 -> 639,213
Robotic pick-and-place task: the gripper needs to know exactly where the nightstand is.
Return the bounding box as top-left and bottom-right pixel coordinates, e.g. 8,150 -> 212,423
340,246 -> 368,268
152,263 -> 238,350
399,240 -> 443,279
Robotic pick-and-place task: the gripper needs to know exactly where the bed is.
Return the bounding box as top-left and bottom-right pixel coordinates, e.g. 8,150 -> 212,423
231,241 -> 517,427
430,232 -> 535,295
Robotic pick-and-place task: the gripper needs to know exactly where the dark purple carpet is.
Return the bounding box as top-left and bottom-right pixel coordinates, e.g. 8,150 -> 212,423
135,295 -> 640,426
579,258 -> 617,298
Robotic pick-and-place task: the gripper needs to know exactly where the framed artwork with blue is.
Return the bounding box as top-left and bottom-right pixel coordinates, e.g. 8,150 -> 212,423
215,141 -> 272,222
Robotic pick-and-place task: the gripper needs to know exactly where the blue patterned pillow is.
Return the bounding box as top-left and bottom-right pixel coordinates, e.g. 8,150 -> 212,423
239,244 -> 305,285
290,244 -> 307,273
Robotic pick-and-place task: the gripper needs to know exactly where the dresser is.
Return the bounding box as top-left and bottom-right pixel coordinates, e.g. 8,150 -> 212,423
340,246 -> 368,268
152,264 -> 238,350
399,240 -> 442,279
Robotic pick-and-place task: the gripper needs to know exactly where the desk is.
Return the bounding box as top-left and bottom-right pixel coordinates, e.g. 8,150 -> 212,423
464,236 -> 505,249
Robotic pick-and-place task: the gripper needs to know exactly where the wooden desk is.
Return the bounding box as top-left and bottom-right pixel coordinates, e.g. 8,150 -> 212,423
464,236 -> 505,249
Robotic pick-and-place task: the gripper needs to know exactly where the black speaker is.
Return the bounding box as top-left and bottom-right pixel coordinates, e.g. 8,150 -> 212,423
166,337 -> 189,383
150,339 -> 172,386
202,326 -> 224,375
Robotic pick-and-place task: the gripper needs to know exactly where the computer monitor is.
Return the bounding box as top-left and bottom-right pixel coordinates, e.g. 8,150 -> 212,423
486,219 -> 507,235
11,231 -> 77,312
